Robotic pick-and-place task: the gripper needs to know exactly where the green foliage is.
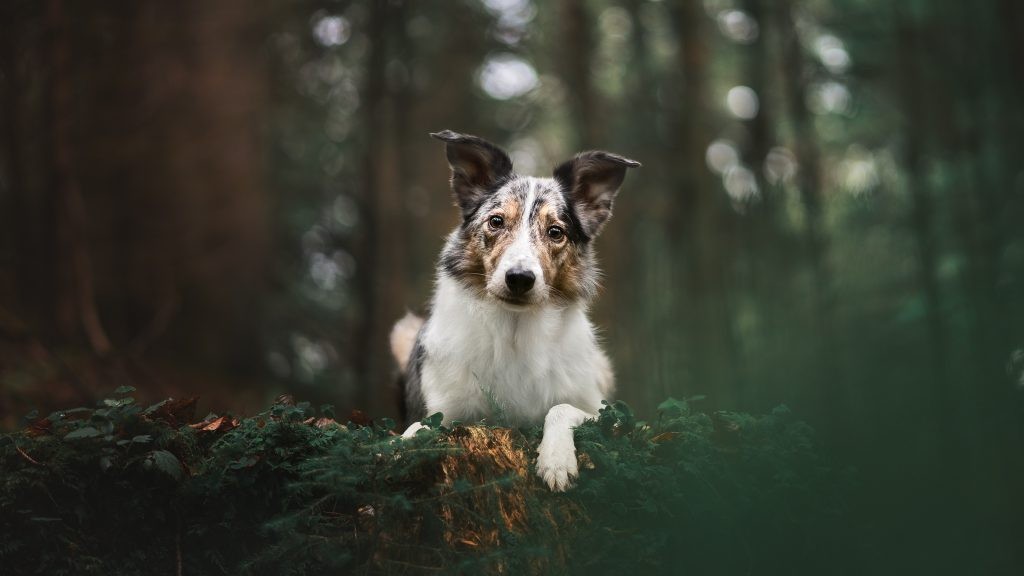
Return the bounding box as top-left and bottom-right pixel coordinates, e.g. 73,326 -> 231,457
569,401 -> 860,575
0,392 -> 856,575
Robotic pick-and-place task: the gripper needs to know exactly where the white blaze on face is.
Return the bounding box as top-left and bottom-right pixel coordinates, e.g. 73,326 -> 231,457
488,177 -> 546,299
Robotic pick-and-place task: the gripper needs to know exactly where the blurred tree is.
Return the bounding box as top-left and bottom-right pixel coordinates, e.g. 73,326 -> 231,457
1,0 -> 272,415
1,1 -> 1022,571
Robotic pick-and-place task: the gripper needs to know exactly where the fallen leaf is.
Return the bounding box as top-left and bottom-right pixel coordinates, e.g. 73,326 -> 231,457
302,417 -> 339,429
578,452 -> 596,470
25,417 -> 52,437
189,415 -> 239,433
145,397 -> 198,427
348,409 -> 371,427
650,431 -> 680,444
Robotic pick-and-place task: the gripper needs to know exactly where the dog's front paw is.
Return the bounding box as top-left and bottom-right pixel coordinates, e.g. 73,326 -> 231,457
400,422 -> 428,439
536,438 -> 579,492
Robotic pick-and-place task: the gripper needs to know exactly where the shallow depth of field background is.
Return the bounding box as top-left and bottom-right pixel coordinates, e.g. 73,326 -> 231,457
1,0 -> 1022,572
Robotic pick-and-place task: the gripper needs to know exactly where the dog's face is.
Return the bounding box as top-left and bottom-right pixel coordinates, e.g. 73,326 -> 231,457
432,130 -> 639,309
455,175 -> 586,308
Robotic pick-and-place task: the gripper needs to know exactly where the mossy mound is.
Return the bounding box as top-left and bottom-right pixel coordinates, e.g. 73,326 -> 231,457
0,390 -> 859,575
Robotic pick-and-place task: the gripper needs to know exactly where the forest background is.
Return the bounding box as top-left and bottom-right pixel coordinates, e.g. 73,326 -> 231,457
1,0 -> 1022,572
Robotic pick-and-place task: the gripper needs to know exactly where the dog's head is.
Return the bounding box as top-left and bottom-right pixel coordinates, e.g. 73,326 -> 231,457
432,130 -> 639,309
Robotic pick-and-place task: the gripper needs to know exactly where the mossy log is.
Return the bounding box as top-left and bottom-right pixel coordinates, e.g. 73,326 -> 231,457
0,392 -> 857,575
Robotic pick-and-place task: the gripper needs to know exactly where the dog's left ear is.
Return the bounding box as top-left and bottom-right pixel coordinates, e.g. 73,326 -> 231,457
554,151 -> 640,239
430,130 -> 513,218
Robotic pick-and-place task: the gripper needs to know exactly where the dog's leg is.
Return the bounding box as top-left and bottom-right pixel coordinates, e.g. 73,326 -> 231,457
401,422 -> 428,438
536,403 -> 593,492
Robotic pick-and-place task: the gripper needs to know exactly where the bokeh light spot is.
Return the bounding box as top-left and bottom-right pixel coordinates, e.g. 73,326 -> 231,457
509,138 -> 542,175
726,86 -> 759,119
837,146 -> 880,195
312,15 -> 350,47
764,146 -> 798,185
599,6 -> 633,39
717,10 -> 759,44
810,81 -> 851,115
706,139 -> 740,174
815,34 -> 851,74
478,54 -> 539,100
724,165 -> 760,202
481,0 -> 535,27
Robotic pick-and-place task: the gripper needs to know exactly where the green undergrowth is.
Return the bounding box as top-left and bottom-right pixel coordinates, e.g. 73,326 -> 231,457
0,389 -> 861,575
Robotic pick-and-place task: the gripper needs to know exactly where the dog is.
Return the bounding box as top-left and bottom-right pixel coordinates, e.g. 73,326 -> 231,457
389,130 -> 639,491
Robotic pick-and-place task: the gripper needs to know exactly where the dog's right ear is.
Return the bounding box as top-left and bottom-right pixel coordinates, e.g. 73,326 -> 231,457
553,150 -> 640,239
430,130 -> 513,217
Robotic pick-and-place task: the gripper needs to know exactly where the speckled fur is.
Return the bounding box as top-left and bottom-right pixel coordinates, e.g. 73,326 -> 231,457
391,131 -> 638,491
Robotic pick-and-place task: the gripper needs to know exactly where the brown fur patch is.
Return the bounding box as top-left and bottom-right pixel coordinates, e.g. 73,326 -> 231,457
548,246 -> 589,302
455,238 -> 488,292
534,203 -> 590,302
476,196 -> 524,281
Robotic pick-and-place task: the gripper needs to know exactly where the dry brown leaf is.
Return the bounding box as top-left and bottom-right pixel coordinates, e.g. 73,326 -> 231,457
189,415 -> 239,433
146,397 -> 198,427
650,431 -> 680,444
578,451 -> 595,470
348,409 -> 371,427
25,417 -> 52,437
312,417 -> 339,429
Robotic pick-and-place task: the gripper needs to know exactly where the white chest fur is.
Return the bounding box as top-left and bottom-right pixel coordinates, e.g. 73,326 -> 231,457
419,276 -> 611,426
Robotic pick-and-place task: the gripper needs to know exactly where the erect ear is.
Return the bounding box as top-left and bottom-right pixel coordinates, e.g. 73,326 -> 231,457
553,150 -> 640,239
430,130 -> 513,217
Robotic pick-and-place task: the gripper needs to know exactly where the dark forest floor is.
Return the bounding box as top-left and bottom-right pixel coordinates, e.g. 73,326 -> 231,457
1,389 -> 859,575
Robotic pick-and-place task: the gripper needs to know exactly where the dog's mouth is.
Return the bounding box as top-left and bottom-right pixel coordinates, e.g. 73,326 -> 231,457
492,292 -> 536,308
495,294 -> 529,306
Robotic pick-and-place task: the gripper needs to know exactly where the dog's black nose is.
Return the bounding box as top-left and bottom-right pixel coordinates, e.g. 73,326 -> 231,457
505,268 -> 536,296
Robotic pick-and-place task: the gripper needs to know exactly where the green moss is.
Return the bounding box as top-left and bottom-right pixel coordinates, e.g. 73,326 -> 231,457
0,393 -> 857,575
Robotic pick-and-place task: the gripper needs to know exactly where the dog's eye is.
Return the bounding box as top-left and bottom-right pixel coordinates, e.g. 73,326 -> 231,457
488,215 -> 505,229
547,226 -> 565,241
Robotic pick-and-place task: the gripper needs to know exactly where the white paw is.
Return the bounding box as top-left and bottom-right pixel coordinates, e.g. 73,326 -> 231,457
536,437 -> 579,492
401,422 -> 428,439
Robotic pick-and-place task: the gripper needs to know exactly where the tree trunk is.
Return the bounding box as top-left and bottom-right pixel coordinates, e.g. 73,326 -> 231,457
353,0 -> 412,416
895,11 -> 950,450
671,1 -> 741,407
772,0 -> 841,423
559,0 -> 599,150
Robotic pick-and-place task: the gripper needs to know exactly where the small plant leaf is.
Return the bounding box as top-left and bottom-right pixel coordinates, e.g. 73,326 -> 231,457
422,412 -> 444,429
657,397 -> 688,415
146,450 -> 184,481
65,427 -> 102,440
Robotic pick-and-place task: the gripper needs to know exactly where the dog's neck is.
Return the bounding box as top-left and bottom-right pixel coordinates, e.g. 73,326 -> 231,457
422,274 -> 604,427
